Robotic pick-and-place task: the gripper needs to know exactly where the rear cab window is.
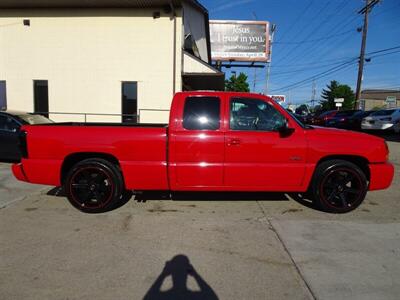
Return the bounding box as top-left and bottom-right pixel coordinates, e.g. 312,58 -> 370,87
183,96 -> 221,130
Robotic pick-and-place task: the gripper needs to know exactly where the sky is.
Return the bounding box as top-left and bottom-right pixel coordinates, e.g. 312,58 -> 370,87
200,0 -> 400,105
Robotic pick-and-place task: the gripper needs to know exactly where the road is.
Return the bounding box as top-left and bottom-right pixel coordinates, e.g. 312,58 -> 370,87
0,138 -> 399,300
0,163 -> 46,208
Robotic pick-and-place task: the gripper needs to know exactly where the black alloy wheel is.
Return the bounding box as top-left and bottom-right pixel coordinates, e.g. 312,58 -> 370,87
311,160 -> 368,213
65,158 -> 125,213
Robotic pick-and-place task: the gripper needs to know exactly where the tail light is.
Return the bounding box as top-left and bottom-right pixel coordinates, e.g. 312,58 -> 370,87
18,130 -> 28,158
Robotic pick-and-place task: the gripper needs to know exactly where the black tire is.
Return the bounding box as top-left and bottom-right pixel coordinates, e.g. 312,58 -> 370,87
64,158 -> 125,213
310,159 -> 368,213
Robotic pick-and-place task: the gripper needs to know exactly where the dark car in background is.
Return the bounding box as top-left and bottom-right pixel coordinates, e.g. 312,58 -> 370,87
325,110 -> 361,129
347,110 -> 374,131
309,110 -> 338,126
0,110 -> 53,162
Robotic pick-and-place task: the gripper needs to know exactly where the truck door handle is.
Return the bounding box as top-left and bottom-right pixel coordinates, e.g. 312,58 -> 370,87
227,138 -> 241,146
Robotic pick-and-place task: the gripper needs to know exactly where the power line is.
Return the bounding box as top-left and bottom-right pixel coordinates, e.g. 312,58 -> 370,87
258,46 -> 398,87
275,0 -> 352,66
284,63 -> 358,94
271,56 -> 358,68
270,60 -> 358,92
282,11 -> 361,66
371,2 -> 400,17
269,46 -> 400,93
273,1 -> 332,65
366,45 -> 400,55
369,49 -> 400,59
289,18 -> 361,66
274,29 -> 355,45
275,0 -> 314,42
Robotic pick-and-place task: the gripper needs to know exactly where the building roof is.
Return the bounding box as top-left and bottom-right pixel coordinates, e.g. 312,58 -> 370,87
361,89 -> 400,101
0,0 -> 207,12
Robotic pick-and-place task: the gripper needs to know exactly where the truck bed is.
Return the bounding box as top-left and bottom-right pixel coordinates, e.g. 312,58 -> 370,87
20,123 -> 169,190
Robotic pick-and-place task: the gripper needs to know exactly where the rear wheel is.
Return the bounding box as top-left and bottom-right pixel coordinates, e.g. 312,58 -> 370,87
311,160 -> 368,213
65,158 -> 125,213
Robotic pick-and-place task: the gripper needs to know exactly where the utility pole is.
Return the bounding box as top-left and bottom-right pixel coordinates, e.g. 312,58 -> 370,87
355,0 -> 380,109
265,24 -> 276,95
252,12 -> 258,93
311,80 -> 316,108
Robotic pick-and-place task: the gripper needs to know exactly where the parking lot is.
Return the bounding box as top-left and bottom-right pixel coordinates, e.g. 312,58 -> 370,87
1,133 -> 399,300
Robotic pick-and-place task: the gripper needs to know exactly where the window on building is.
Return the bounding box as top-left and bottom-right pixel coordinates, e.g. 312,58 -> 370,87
0,81 -> 6,111
33,80 -> 49,118
230,97 -> 285,131
122,82 -> 138,123
183,96 -> 220,130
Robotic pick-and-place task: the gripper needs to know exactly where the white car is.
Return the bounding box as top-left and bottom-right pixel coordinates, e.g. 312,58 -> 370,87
361,108 -> 400,132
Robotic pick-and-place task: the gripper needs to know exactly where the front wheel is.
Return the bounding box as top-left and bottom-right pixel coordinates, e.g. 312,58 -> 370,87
64,158 -> 125,213
311,160 -> 368,213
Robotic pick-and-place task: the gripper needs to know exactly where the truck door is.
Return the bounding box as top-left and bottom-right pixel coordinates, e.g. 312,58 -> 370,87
224,96 -> 307,190
170,95 -> 225,189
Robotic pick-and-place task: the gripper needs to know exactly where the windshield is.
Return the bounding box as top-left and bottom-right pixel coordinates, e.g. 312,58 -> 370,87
18,114 -> 53,124
370,109 -> 396,117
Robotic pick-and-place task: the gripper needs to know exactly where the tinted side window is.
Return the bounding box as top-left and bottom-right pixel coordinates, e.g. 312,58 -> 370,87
0,115 -> 19,132
183,97 -> 220,130
230,97 -> 285,131
0,115 -> 7,130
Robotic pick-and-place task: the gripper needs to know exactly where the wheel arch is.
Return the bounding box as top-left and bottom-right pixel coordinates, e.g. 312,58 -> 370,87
316,155 -> 370,181
60,152 -> 122,184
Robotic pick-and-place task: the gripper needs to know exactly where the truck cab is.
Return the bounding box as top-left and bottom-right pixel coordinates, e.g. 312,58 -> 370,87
168,92 -> 307,190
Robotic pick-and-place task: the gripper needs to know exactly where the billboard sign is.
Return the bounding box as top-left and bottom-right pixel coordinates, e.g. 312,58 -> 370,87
386,96 -> 396,103
210,20 -> 270,62
269,95 -> 286,103
386,96 -> 397,108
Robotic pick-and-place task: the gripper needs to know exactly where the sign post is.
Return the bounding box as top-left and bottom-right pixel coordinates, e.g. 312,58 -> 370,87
334,98 -> 344,110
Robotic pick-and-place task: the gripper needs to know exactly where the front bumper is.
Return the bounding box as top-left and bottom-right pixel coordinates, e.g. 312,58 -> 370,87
12,163 -> 28,182
369,162 -> 394,191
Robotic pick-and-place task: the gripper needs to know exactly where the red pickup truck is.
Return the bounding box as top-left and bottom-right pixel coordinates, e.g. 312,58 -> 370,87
12,91 -> 394,213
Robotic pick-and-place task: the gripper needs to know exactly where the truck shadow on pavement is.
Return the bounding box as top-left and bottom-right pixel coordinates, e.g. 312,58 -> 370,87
135,191 -> 290,202
143,254 -> 219,300
47,187 -> 308,212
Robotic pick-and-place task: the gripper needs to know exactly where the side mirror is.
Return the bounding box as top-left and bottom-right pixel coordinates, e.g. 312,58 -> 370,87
278,119 -> 295,137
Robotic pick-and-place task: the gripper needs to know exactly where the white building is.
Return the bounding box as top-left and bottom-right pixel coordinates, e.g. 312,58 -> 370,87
0,0 -> 224,123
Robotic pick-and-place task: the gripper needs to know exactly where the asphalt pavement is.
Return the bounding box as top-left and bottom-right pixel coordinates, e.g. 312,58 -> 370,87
0,163 -> 46,208
0,137 -> 399,300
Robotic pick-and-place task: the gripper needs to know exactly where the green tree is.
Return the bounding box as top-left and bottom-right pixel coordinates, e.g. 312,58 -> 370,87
225,72 -> 250,92
320,80 -> 355,110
